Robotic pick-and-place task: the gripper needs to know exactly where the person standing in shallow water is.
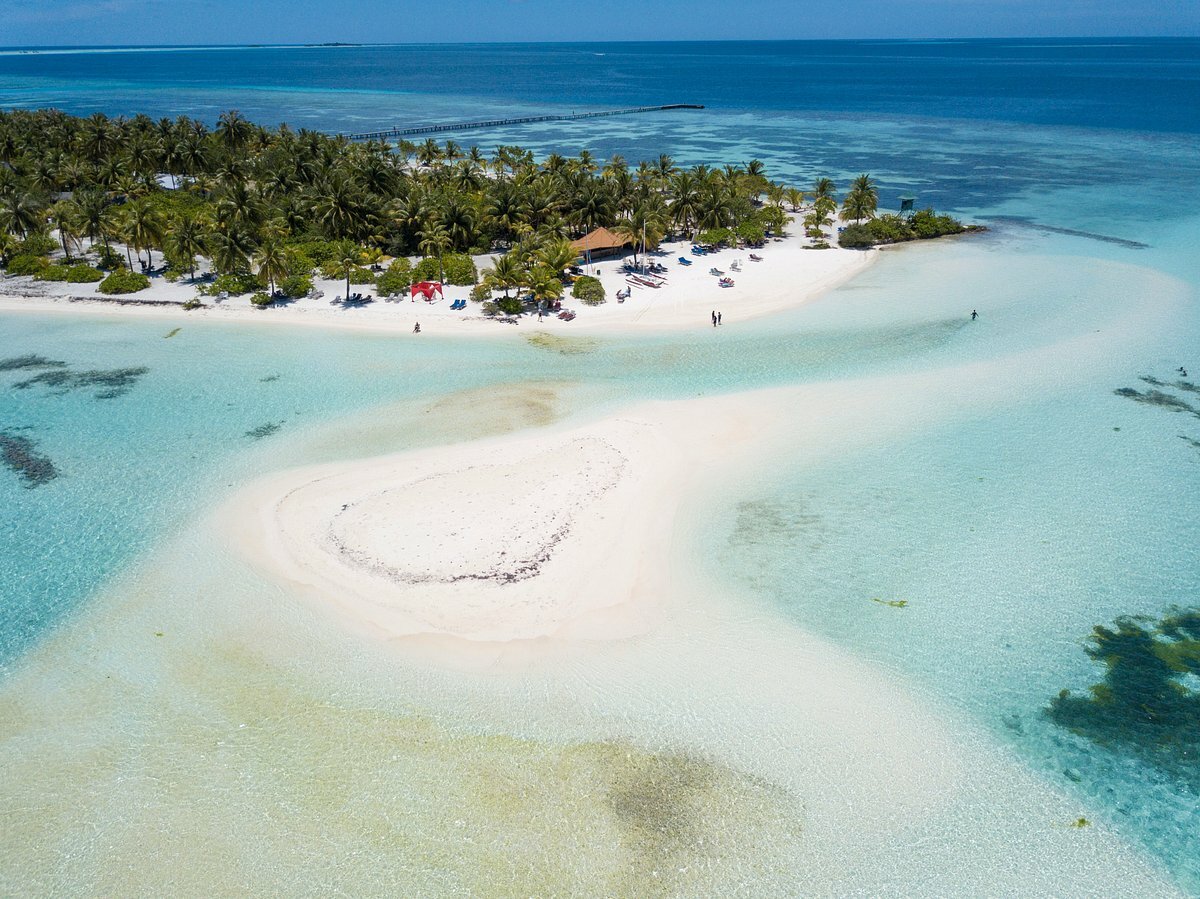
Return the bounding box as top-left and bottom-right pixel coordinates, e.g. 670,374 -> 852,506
718,312 -> 722,325
971,310 -> 978,320
712,310 -> 717,327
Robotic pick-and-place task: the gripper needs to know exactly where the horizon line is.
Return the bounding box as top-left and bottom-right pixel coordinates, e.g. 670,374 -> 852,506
1,35 -> 1198,53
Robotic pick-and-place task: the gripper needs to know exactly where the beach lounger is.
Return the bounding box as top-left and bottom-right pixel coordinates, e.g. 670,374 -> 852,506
677,257 -> 693,266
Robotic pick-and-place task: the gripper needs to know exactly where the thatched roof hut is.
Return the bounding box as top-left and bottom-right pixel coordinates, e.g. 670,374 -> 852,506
570,227 -> 631,258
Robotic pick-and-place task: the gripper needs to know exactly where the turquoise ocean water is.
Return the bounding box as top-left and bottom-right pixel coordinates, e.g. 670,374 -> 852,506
2,39 -> 1200,892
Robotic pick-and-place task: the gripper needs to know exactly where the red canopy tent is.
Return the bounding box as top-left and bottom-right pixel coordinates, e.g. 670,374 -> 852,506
410,281 -> 443,301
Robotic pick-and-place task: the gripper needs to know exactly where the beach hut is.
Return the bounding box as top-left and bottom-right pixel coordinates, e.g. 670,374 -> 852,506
570,227 -> 632,261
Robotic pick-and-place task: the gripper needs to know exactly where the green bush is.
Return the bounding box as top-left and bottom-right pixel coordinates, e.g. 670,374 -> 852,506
490,295 -> 523,315
571,275 -> 605,306
94,246 -> 125,271
199,271 -> 261,296
250,291 -> 272,307
17,233 -> 57,257
34,264 -> 71,281
410,254 -> 476,285
412,257 -> 441,282
837,224 -> 875,249
469,282 -> 492,303
4,254 -> 48,276
375,258 -> 412,296
865,214 -> 912,243
98,270 -> 151,294
66,264 -> 105,283
735,221 -> 766,246
442,253 -> 478,286
910,208 -> 965,239
278,273 -> 313,299
286,239 -> 344,271
697,227 -> 734,247
348,266 -> 375,285
182,297 -> 203,310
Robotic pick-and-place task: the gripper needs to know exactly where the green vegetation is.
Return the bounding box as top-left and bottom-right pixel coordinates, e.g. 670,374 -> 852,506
375,258 -> 412,296
4,254 -> 47,276
98,269 -> 151,294
571,275 -> 606,305
839,210 -> 969,249
0,109 -> 975,309
0,108 -> 817,295
278,272 -> 313,299
1048,606 -> 1200,790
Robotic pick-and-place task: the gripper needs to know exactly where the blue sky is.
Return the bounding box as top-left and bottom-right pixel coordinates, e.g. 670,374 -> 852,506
3,0 -> 1198,46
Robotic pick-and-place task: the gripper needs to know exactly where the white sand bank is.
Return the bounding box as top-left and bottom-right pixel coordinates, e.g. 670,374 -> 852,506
0,223 -> 875,337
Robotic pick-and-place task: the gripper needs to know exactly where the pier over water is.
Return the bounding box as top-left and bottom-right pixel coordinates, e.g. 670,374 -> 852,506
347,104 -> 705,141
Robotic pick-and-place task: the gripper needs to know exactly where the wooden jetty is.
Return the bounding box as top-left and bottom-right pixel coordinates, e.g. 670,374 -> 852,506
347,104 -> 704,141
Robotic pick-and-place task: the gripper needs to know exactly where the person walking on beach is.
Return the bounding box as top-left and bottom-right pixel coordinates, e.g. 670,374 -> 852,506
413,322 -> 421,334
712,310 -> 717,327
718,311 -> 722,325
971,309 -> 978,320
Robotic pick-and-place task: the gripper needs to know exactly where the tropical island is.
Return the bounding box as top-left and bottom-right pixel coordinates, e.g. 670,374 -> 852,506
0,108 -> 972,331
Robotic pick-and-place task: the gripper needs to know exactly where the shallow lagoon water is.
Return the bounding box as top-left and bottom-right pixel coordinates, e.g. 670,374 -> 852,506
3,38 -> 1200,894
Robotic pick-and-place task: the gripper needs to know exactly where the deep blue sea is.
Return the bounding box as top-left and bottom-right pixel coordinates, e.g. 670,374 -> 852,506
2,39 -> 1200,894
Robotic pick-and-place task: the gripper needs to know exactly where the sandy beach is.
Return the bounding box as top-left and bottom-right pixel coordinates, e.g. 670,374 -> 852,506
0,220 -> 875,337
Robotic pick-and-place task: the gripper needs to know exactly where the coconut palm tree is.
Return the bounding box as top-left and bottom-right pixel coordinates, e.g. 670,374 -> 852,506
812,177 -> 837,204
309,174 -> 365,241
842,173 -> 878,223
417,222 -> 452,286
534,237 -> 578,277
207,224 -> 256,275
49,198 -> 81,261
0,190 -> 45,239
331,243 -> 362,301
484,252 -> 524,298
118,200 -> 163,269
216,110 -> 254,153
254,236 -> 290,296
163,212 -> 206,279
526,264 -> 563,308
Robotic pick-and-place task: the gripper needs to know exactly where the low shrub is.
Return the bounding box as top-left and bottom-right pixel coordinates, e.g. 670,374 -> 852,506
199,271 -> 261,296
837,224 -> 875,249
286,239 -> 344,271
66,264 -> 105,283
571,275 -> 605,306
34,264 -> 71,281
375,258 -> 412,297
17,233 -> 57,257
98,270 -> 151,294
910,208 -> 965,239
735,221 -> 766,246
250,291 -> 272,307
348,266 -> 375,285
182,297 -> 203,310
696,227 -> 734,247
442,253 -> 477,286
492,295 -> 523,315
278,272 -> 313,299
469,282 -> 492,303
412,257 -> 441,283
94,246 -> 125,271
4,254 -> 48,276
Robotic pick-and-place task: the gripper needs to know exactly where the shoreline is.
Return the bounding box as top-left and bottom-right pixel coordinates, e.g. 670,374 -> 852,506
0,227 -> 878,338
